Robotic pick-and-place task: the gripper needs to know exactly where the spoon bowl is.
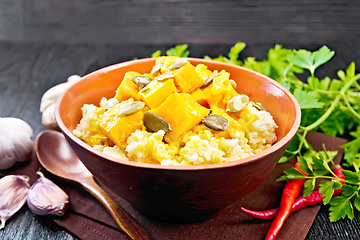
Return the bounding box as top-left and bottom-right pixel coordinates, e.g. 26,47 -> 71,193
36,130 -> 91,180
35,130 -> 153,240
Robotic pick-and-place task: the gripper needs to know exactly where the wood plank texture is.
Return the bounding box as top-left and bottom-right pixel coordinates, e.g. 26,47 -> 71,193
1,0 -> 360,238
0,0 -> 359,45
1,41 -> 360,240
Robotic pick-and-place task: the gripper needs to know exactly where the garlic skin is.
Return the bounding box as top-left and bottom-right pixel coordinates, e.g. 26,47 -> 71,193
41,103 -> 57,130
0,117 -> 33,170
40,75 -> 81,129
27,172 -> 70,216
0,175 -> 30,229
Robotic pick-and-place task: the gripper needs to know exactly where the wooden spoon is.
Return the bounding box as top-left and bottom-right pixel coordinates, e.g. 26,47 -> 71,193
35,130 -> 153,240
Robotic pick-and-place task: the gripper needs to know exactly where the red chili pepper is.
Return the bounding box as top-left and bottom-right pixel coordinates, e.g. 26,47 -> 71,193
240,206 -> 279,220
264,162 -> 305,240
333,165 -> 345,185
240,165 -> 345,221
241,189 -> 324,220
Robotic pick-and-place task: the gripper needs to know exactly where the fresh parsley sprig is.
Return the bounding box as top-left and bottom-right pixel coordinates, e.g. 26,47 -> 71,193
150,42 -> 360,222
278,149 -> 360,222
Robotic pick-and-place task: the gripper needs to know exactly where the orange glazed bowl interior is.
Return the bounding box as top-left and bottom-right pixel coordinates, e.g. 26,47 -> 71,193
55,57 -> 301,223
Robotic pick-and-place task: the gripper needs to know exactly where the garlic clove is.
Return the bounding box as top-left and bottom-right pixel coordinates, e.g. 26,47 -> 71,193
0,136 -> 19,170
0,175 -> 30,229
27,172 -> 70,216
39,82 -> 74,113
67,75 -> 81,83
40,75 -> 81,113
41,103 -> 58,130
40,75 -> 81,129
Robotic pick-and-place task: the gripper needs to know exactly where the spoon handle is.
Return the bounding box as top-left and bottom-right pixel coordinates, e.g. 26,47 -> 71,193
79,176 -> 153,240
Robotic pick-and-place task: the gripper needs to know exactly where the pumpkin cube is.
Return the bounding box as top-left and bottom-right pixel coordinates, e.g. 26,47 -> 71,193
155,56 -> 178,71
203,70 -> 239,109
99,102 -> 144,149
190,88 -> 208,108
114,71 -> 142,102
150,93 -> 210,142
155,56 -> 204,93
195,63 -> 212,80
139,79 -> 177,109
172,62 -> 204,93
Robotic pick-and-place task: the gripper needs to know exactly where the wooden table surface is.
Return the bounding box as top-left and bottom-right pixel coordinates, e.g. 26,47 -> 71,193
1,40 -> 360,239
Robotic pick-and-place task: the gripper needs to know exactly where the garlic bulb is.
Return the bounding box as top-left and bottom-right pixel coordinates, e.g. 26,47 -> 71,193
27,172 -> 70,216
0,117 -> 33,170
0,175 -> 30,229
40,75 -> 81,129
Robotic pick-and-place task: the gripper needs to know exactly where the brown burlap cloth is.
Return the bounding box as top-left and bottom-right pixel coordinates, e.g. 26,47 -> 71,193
3,131 -> 347,240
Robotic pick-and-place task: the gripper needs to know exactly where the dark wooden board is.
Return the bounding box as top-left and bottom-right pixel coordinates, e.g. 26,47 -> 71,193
1,1 -> 360,239
0,0 -> 360,45
1,41 -> 360,240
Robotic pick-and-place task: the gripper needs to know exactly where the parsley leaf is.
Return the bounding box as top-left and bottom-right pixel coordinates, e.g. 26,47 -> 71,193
341,170 -> 360,185
341,184 -> 358,197
277,167 -> 306,181
338,62 -> 356,83
293,88 -> 324,109
166,44 -> 190,57
297,155 -> 314,175
312,154 -> 332,176
150,50 -> 162,58
228,42 -> 246,65
329,196 -> 354,222
204,42 -> 246,66
319,180 -> 337,205
354,195 -> 360,211
303,178 -> 316,197
341,138 -> 360,165
242,57 -> 271,76
288,46 -> 335,76
320,110 -> 351,136
278,156 -> 289,164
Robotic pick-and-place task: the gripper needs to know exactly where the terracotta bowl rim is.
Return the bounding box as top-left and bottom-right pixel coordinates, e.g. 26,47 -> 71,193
55,57 -> 301,171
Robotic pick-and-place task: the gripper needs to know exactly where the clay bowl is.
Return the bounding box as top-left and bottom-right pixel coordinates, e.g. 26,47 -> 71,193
55,57 -> 301,223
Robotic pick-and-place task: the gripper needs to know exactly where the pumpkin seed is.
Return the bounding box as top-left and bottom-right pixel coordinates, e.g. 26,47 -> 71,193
119,101 -> 145,116
250,102 -> 266,111
230,79 -> 237,90
169,58 -> 188,70
201,70 -> 218,88
202,115 -> 229,131
151,62 -> 164,74
156,73 -> 174,81
103,98 -> 120,110
131,75 -> 153,88
140,79 -> 157,94
226,95 -> 249,113
143,112 -> 172,133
